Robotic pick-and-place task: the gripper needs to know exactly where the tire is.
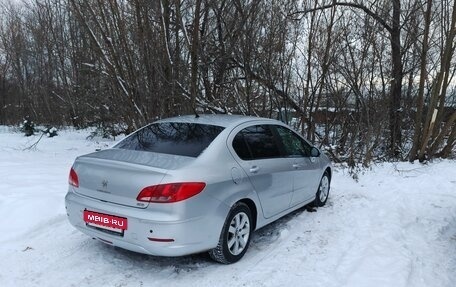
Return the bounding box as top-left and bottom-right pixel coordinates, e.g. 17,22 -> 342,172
314,171 -> 330,207
209,202 -> 252,264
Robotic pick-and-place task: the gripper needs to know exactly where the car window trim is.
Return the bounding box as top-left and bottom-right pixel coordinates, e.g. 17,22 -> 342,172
229,121 -> 316,162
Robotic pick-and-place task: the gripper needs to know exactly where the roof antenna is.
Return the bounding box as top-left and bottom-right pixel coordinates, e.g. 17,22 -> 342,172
194,108 -> 200,118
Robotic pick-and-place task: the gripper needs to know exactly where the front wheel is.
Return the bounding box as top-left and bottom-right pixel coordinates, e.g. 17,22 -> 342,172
314,171 -> 330,207
209,202 -> 252,264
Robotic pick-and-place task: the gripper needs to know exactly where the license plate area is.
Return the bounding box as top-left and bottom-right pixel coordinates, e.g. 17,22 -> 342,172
83,210 -> 128,236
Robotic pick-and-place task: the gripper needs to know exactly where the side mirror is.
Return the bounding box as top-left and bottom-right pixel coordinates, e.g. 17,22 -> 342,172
310,147 -> 320,157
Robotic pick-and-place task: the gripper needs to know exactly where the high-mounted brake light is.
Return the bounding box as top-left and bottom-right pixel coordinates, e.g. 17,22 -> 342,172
69,167 -> 79,188
137,182 -> 206,203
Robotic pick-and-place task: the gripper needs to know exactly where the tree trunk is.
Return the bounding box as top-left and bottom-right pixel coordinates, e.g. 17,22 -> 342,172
389,0 -> 402,158
418,0 -> 456,161
190,0 -> 202,112
409,0 -> 433,162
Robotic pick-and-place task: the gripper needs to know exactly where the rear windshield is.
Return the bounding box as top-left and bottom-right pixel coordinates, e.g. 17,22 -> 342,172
114,122 -> 224,157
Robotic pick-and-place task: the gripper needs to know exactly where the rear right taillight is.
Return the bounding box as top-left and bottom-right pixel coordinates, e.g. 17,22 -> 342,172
69,167 -> 79,188
137,182 -> 206,203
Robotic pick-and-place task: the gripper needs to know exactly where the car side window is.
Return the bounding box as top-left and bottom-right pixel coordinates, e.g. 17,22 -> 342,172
233,132 -> 252,160
233,125 -> 281,160
275,126 -> 312,157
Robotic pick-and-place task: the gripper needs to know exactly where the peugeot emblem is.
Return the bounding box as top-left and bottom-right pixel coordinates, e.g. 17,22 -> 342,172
102,180 -> 108,189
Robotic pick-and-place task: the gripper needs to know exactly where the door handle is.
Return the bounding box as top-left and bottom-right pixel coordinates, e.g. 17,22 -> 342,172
292,163 -> 303,169
249,166 -> 260,173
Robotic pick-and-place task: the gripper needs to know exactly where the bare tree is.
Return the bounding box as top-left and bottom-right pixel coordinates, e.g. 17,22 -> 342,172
0,0 -> 454,162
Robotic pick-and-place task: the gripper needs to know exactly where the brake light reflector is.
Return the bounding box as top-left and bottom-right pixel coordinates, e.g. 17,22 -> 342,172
137,182 -> 206,203
69,167 -> 79,188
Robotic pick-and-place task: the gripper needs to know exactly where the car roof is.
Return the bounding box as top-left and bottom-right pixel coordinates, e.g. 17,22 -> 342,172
155,114 -> 280,129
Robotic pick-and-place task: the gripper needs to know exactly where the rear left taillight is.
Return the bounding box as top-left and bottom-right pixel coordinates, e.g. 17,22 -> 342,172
69,167 -> 79,188
137,182 -> 206,203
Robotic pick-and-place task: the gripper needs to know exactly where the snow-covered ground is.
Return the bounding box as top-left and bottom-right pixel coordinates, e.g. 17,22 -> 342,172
0,126 -> 455,287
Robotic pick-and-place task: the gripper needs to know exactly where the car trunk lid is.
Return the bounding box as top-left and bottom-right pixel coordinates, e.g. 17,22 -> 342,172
72,149 -> 193,208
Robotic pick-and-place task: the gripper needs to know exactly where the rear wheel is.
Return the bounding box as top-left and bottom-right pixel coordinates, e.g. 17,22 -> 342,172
209,202 -> 252,264
314,172 -> 330,207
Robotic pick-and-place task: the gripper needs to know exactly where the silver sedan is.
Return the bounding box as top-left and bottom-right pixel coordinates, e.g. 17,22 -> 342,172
65,115 -> 332,263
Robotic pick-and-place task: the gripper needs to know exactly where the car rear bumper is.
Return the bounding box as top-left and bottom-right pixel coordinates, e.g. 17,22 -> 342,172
65,191 -> 227,257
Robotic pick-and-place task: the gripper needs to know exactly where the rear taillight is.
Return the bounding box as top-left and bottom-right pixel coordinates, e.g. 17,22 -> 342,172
137,182 -> 206,203
69,167 -> 79,188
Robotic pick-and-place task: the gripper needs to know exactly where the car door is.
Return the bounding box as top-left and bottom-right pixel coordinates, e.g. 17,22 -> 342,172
274,126 -> 321,206
231,124 -> 293,218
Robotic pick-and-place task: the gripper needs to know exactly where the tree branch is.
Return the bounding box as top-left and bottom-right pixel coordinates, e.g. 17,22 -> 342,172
232,58 -> 307,119
289,2 -> 392,33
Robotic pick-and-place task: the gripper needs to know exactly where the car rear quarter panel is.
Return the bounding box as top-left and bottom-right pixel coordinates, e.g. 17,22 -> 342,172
158,137 -> 263,232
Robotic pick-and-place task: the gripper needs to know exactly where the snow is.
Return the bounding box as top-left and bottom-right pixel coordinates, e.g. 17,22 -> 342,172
0,126 -> 455,287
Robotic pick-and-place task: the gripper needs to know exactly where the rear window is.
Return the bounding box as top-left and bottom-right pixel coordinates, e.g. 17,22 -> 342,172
114,122 -> 224,157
